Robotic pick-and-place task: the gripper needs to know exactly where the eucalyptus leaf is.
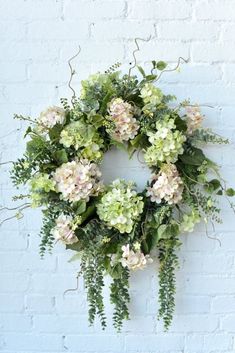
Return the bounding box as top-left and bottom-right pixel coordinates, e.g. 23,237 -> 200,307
156,61 -> 167,71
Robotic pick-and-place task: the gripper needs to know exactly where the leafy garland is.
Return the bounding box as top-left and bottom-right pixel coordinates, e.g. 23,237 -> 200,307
9,51 -> 235,332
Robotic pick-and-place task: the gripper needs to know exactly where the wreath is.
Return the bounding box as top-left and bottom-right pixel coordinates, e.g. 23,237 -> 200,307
10,47 -> 235,331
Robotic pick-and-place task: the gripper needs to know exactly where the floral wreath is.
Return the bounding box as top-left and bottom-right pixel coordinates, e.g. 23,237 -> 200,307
10,44 -> 235,331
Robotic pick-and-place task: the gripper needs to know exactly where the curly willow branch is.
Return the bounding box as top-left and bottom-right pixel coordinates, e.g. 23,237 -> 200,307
154,56 -> 189,82
128,36 -> 152,78
63,271 -> 81,296
68,46 -> 81,106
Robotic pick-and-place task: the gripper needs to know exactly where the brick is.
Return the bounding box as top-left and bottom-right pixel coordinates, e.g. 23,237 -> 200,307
25,295 -> 55,313
195,1 -> 235,20
158,22 -> 219,41
204,334 -> 233,350
0,0 -> 62,19
129,0 -> 192,20
91,20 -> 155,40
64,334 -> 124,352
0,273 -> 29,293
0,313 -> 32,332
64,0 -> 126,19
3,333 -> 63,351
221,315 -> 235,331
192,43 -> 235,62
27,20 -> 89,40
125,334 -> 184,351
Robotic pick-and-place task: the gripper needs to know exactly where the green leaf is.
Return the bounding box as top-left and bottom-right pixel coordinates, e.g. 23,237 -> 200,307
137,65 -> 146,77
209,179 -> 221,191
26,136 -> 46,157
156,61 -> 167,71
145,74 -> 157,81
68,252 -> 81,263
73,200 -> 86,214
111,139 -> 128,152
226,188 -> 235,197
99,92 -> 113,115
24,126 -> 32,138
90,114 -> 105,128
48,124 -> 64,141
157,225 -> 168,240
53,149 -> 68,164
174,116 -> 187,132
180,147 -> 206,166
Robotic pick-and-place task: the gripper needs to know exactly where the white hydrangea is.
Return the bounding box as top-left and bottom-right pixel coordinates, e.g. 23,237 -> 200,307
147,164 -> 183,205
96,179 -> 144,234
108,98 -> 139,141
140,83 -> 163,116
51,214 -> 78,245
53,160 -> 103,203
37,106 -> 66,130
185,105 -> 203,134
180,209 -> 201,233
144,117 -> 186,166
120,244 -> 153,271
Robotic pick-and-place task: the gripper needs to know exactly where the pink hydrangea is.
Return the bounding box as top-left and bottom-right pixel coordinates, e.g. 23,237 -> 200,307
120,244 -> 153,271
51,214 -> 78,245
147,164 -> 183,205
38,106 -> 66,130
53,160 -> 103,203
185,105 -> 203,134
108,98 -> 139,141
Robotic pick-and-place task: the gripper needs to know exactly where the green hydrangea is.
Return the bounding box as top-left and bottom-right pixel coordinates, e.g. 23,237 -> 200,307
60,120 -> 104,161
96,179 -> 144,234
30,173 -> 55,207
140,83 -> 163,116
180,209 -> 201,233
144,116 -> 186,166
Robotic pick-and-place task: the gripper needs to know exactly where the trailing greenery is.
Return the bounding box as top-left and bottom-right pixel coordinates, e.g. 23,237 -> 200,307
158,235 -> 180,330
110,266 -> 130,331
9,50 -> 235,331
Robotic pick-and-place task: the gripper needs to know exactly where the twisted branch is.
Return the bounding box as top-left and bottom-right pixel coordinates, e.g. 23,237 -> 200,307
68,46 -> 81,106
128,36 -> 152,78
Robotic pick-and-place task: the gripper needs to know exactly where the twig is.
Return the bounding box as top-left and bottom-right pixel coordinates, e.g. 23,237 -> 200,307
63,271 -> 81,296
128,36 -> 152,78
154,57 -> 189,83
68,46 -> 81,106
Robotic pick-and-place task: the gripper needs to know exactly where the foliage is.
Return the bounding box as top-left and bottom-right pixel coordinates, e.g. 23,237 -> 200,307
10,55 -> 235,332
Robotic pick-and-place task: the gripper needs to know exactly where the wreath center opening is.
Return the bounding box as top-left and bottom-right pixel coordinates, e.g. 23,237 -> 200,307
100,147 -> 151,191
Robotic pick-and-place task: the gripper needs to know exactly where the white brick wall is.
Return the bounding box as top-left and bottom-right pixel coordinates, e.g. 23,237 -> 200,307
0,0 -> 235,352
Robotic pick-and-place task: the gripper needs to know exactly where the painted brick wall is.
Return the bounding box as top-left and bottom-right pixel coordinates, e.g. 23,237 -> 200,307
1,0 -> 235,352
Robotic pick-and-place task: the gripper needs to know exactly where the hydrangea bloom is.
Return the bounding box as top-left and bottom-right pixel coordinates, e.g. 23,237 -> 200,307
97,179 -> 144,233
30,173 -> 56,207
108,98 -> 139,141
30,173 -> 55,193
121,244 -> 153,270
180,209 -> 201,232
60,120 -> 103,161
37,106 -> 65,130
140,83 -> 163,116
147,164 -> 183,205
53,160 -> 103,203
185,105 -> 204,134
144,116 -> 186,166
51,214 -> 78,245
